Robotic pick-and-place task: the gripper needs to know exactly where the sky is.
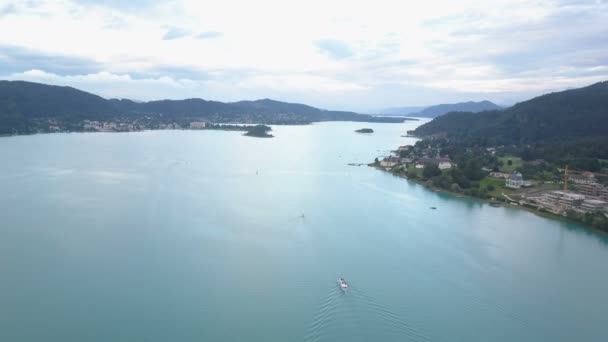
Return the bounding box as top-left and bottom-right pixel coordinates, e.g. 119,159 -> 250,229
0,0 -> 607,112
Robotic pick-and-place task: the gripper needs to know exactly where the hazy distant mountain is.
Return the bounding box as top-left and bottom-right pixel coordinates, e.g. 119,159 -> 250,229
379,106 -> 426,116
410,101 -> 503,118
0,81 -> 403,134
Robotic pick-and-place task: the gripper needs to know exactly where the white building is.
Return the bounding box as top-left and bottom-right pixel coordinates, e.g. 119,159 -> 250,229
506,172 -> 524,189
190,121 -> 207,129
438,161 -> 452,170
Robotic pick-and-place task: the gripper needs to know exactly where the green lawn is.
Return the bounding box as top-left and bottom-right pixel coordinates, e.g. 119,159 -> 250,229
406,164 -> 422,177
498,156 -> 523,172
477,176 -> 516,198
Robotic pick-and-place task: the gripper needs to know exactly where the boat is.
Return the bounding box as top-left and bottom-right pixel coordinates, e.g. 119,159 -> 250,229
338,277 -> 348,291
430,206 -> 437,210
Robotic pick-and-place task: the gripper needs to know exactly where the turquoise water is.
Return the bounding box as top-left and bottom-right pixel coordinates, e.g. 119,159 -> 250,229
1,121 -> 607,342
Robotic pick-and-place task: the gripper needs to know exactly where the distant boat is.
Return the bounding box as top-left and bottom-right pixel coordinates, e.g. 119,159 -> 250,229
338,277 -> 348,292
430,207 -> 437,210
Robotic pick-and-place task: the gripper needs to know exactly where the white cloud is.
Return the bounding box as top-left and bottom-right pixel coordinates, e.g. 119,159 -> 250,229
0,0 -> 607,109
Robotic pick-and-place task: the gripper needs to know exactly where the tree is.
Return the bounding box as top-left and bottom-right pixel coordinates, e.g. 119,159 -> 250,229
422,163 -> 441,179
486,184 -> 495,192
507,159 -> 513,166
463,159 -> 486,181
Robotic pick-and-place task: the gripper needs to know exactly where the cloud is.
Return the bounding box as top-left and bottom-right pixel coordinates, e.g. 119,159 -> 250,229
0,0 -> 606,110
162,27 -> 190,40
196,31 -> 222,39
0,3 -> 17,16
314,39 -> 354,59
73,0 -> 159,11
0,45 -> 102,75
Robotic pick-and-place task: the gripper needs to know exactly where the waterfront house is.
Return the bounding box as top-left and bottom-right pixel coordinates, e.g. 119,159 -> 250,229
380,156 -> 399,168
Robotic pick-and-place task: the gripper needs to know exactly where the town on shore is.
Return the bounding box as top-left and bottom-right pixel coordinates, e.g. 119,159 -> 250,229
373,141 -> 608,232
13,118 -> 275,138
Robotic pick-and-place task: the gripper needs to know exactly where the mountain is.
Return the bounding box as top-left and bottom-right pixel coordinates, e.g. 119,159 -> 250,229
412,81 -> 608,145
379,106 -> 426,116
0,81 -> 403,134
409,101 -> 503,118
0,80 -> 120,118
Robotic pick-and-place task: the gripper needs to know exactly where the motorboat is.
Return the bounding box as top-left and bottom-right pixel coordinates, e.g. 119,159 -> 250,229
338,277 -> 348,291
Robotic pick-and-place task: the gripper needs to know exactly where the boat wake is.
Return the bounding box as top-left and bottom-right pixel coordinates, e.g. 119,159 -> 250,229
303,283 -> 431,342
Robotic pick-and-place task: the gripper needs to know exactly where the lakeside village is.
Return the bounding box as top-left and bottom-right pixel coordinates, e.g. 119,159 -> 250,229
373,141 -> 608,231
43,119 -> 274,137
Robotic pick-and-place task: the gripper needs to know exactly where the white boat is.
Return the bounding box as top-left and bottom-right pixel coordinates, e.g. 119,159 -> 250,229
338,277 -> 348,291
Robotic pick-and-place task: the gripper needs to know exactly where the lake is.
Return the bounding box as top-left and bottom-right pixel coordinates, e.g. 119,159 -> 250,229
1,121 -> 607,341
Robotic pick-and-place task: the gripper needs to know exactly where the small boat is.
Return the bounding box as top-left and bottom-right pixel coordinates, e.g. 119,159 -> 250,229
338,277 -> 348,291
430,207 -> 437,210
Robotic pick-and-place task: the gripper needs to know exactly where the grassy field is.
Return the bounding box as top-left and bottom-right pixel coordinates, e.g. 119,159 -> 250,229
477,176 -> 516,198
498,156 -> 523,172
407,164 -> 423,177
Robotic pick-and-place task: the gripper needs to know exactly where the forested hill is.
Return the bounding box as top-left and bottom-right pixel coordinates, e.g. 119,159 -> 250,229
0,80 -> 403,134
409,100 -> 502,118
412,81 -> 608,145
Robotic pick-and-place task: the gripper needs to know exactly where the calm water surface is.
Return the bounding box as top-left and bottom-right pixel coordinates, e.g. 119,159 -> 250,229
1,121 -> 607,341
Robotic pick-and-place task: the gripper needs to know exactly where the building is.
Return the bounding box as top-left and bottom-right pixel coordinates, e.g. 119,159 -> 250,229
581,199 -> 608,213
438,161 -> 452,170
490,172 -> 510,179
189,121 -> 207,129
569,172 -> 596,185
506,172 -> 524,188
536,191 -> 586,213
399,157 -> 413,166
398,145 -> 413,152
574,182 -> 608,201
380,156 -> 399,168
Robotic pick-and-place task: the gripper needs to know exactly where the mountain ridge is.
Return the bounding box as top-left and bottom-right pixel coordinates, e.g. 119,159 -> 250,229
0,80 -> 403,134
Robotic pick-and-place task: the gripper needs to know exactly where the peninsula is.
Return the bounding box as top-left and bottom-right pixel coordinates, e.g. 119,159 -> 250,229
355,128 -> 374,133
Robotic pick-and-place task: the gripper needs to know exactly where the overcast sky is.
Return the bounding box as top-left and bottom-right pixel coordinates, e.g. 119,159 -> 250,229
1,0 -> 607,112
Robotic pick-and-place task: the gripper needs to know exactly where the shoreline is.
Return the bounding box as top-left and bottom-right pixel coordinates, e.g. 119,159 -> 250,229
371,164 -> 608,235
0,119 -> 413,139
